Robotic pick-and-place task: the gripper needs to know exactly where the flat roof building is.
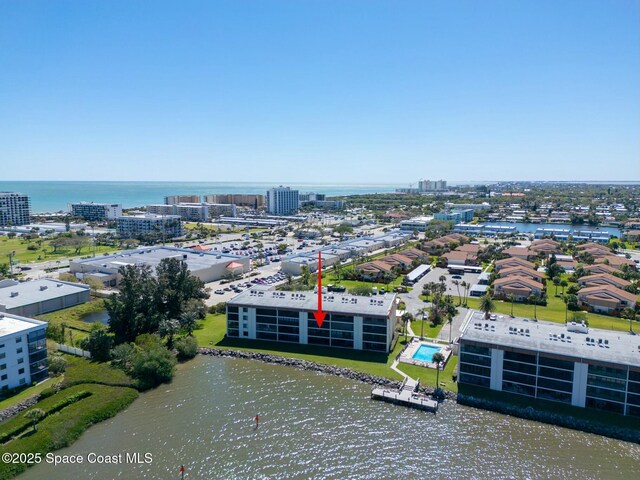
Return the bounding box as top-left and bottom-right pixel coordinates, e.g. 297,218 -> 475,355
70,202 -> 122,221
227,289 -> 397,352
266,186 -> 299,216
69,246 -> 250,286
164,195 -> 201,204
0,192 -> 31,226
116,214 -> 183,239
458,312 -> 640,418
0,279 -> 90,317
0,312 -> 48,389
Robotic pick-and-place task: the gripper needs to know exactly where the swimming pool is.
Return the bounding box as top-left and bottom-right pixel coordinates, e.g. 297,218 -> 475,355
412,344 -> 443,363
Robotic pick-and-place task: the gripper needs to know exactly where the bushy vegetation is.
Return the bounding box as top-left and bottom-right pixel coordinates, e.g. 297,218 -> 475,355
175,336 -> 198,361
0,384 -> 138,480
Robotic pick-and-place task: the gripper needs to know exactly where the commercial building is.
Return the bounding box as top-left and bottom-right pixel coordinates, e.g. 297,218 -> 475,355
116,214 -> 183,239
70,202 -> 122,221
458,313 -> 640,417
0,279 -> 90,317
203,194 -> 265,209
0,312 -> 48,389
164,195 -> 201,204
398,216 -> 433,232
0,192 -> 31,226
227,289 -> 397,352
70,246 -> 250,286
266,187 -> 299,216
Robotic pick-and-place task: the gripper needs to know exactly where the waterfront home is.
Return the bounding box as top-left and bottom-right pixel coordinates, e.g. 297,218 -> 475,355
458,312 -> 640,418
493,276 -> 544,301
577,285 -> 637,314
577,273 -> 631,290
227,289 -> 397,352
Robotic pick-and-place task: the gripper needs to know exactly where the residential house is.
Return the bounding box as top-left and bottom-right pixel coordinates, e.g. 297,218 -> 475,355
595,255 -> 636,271
355,261 -> 394,281
494,257 -> 537,272
577,285 -> 637,314
577,273 -> 631,290
498,266 -> 545,284
502,247 -> 534,261
493,276 -> 545,301
442,251 -> 476,267
584,263 -> 621,276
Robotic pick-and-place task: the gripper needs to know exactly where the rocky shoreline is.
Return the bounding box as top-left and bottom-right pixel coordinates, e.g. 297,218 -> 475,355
198,347 -> 457,401
458,394 -> 640,444
0,395 -> 40,423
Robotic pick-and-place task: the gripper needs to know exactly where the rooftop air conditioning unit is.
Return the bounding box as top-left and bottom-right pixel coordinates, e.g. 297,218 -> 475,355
39,285 -> 48,291
10,292 -> 18,297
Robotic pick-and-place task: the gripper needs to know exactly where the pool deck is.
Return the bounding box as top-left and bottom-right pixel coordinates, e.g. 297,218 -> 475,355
397,338 -> 452,369
371,377 -> 438,413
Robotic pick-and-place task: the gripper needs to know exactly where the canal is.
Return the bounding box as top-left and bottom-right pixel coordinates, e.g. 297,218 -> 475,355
19,356 -> 640,479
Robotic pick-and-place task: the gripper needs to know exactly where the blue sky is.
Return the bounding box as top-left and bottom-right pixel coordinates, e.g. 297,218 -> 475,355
1,0 -> 638,183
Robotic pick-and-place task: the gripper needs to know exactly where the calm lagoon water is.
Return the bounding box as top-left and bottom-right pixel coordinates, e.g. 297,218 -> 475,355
18,356 -> 640,480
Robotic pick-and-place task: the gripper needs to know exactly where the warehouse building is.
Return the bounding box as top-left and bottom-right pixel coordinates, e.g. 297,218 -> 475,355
69,246 -> 250,286
227,289 -> 397,352
0,279 -> 90,317
0,312 -> 48,389
458,312 -> 640,417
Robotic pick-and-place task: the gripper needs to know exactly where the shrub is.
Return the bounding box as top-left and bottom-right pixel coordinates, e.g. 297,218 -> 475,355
175,336 -> 198,361
209,302 -> 227,315
48,354 -> 67,376
130,346 -> 176,390
80,329 -> 114,362
110,343 -> 136,372
349,285 -> 373,296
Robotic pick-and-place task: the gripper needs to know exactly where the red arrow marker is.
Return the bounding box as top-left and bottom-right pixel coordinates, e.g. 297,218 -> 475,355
313,251 -> 327,327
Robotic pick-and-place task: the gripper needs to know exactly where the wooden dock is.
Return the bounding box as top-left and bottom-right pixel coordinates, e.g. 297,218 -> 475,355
371,378 -> 438,413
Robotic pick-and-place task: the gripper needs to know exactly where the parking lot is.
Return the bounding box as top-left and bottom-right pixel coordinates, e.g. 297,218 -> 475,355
400,266 -> 482,314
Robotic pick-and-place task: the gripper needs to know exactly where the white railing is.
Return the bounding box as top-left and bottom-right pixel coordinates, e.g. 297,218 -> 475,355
56,343 -> 91,358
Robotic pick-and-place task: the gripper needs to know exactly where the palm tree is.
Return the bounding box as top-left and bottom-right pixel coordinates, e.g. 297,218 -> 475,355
528,294 -> 538,319
563,295 -> 569,323
552,276 -> 561,296
24,408 -> 46,432
622,307 -> 637,333
479,294 -> 494,319
159,318 -> 180,349
452,280 -> 461,304
508,294 -> 516,317
432,352 -> 445,390
560,279 -> 568,295
460,281 -> 467,306
464,282 -> 471,307
179,311 -> 198,336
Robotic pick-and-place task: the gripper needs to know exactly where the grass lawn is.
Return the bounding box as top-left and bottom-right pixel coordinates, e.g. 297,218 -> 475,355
397,355 -> 458,393
62,355 -> 136,388
455,290 -> 634,333
195,313 -> 461,392
409,320 -> 444,339
0,236 -> 118,266
195,314 -> 406,380
36,299 -> 107,341
325,277 -> 404,292
0,355 -> 139,479
0,378 -> 60,412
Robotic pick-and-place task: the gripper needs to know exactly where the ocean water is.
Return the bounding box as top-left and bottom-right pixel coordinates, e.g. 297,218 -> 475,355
0,181 -> 404,213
